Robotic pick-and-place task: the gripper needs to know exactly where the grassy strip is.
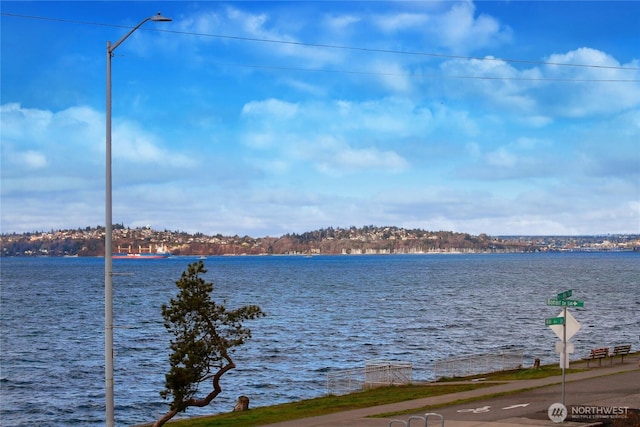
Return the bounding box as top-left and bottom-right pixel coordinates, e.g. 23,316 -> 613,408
437,365 -> 585,382
145,383 -> 492,427
146,366 -> 585,427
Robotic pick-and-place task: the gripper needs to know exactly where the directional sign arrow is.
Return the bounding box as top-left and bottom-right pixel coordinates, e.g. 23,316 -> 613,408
546,298 -> 584,307
503,403 -> 530,410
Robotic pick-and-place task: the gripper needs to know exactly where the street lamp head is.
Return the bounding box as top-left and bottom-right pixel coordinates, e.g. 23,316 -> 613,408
151,12 -> 172,22
108,12 -> 172,53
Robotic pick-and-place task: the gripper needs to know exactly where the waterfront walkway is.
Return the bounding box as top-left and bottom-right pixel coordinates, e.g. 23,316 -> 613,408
262,357 -> 640,427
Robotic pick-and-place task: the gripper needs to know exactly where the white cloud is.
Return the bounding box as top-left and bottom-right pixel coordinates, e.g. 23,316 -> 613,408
1,104 -> 102,183
369,60 -> 412,92
280,78 -> 327,97
0,103 -> 195,192
518,115 -> 553,127
222,6 -> 341,66
239,96 -> 436,175
242,98 -> 299,118
541,48 -> 640,117
302,135 -> 409,175
458,135 -> 560,181
241,132 -> 279,149
440,57 -> 538,113
437,47 -> 640,122
428,2 -> 512,52
373,12 -> 429,32
0,103 -> 53,142
334,146 -> 408,172
486,147 -> 517,168
324,14 -> 361,32
19,151 -> 48,170
332,98 -> 432,136
545,47 -> 628,76
179,11 -> 222,35
112,120 -> 194,168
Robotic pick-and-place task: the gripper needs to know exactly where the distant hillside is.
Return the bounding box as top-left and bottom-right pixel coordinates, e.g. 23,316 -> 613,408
1,225 -> 638,257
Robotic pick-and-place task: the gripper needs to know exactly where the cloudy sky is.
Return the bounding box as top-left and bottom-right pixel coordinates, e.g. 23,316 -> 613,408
1,1 -> 639,237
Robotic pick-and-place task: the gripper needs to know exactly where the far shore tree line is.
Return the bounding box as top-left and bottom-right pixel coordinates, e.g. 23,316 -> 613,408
2,225 -> 638,257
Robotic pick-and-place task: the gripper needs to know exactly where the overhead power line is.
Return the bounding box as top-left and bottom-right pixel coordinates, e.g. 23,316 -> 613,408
3,11 -> 640,80
169,29 -> 639,72
212,61 -> 639,83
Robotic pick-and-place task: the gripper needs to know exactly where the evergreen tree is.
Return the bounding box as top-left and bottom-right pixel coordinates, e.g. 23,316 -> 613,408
154,261 -> 264,427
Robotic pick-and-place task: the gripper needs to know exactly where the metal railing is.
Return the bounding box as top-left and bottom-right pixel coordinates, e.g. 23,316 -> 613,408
326,367 -> 365,396
433,349 -> 524,379
365,360 -> 413,386
389,412 -> 444,427
327,360 -> 413,395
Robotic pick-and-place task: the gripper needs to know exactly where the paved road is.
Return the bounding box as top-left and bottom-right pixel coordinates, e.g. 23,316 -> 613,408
413,369 -> 640,424
263,357 -> 640,427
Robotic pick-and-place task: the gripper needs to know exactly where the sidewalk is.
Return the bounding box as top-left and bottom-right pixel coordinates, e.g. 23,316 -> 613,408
261,358 -> 640,427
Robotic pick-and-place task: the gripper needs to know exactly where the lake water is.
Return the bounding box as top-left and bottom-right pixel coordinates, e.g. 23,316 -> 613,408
1,253 -> 638,426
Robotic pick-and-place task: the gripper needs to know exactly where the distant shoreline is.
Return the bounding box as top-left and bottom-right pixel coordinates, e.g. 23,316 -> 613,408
3,248 -> 637,259
2,226 -> 638,257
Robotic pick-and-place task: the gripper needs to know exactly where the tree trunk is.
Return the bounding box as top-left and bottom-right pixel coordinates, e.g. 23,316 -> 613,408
152,409 -> 178,427
153,357 -> 236,427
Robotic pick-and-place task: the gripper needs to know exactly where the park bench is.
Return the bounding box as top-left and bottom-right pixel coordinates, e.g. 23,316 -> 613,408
610,344 -> 632,365
586,347 -> 609,367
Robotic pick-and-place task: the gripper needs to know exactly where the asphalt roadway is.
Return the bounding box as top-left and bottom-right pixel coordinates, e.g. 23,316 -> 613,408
262,356 -> 640,427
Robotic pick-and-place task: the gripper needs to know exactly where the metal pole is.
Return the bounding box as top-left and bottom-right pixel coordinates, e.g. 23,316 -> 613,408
104,13 -> 171,426
562,306 -> 566,407
105,40 -> 114,427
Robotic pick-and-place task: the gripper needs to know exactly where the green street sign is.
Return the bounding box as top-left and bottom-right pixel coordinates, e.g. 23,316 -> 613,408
545,317 -> 565,326
557,290 -> 572,300
546,298 -> 584,307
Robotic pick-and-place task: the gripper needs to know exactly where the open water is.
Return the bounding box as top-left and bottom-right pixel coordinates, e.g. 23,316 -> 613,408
1,253 -> 639,426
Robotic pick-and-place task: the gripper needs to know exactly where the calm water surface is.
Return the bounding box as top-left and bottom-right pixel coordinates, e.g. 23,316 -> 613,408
1,253 -> 639,426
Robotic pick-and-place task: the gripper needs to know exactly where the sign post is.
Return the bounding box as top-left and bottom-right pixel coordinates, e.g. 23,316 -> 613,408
562,305 -> 567,406
546,290 -> 583,407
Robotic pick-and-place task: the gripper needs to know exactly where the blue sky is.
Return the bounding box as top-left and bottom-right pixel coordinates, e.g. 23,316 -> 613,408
1,1 -> 639,237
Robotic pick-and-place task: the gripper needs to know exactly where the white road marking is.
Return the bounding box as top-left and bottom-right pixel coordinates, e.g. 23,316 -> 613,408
503,403 -> 530,410
457,406 -> 491,414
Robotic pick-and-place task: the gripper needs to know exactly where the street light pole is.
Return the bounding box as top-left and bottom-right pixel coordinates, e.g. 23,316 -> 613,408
105,12 -> 171,427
